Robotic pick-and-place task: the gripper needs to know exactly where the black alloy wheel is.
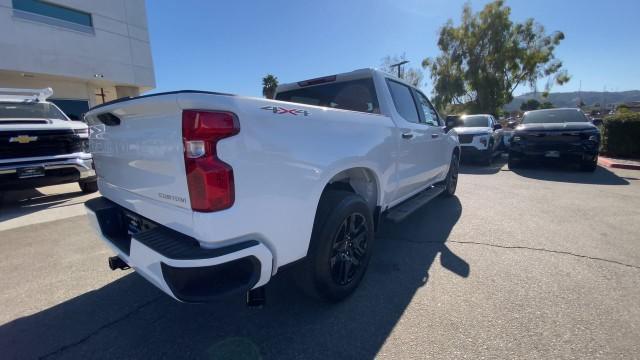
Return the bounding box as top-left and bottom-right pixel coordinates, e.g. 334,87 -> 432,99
330,212 -> 369,286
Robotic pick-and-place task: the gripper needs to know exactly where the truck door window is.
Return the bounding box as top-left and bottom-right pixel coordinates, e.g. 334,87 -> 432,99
275,78 -> 380,114
386,80 -> 420,124
415,91 -> 441,127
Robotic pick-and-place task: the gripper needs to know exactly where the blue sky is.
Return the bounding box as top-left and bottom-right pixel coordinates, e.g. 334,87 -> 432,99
147,0 -> 639,97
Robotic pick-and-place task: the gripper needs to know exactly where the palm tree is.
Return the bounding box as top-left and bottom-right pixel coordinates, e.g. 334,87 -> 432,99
262,74 -> 278,99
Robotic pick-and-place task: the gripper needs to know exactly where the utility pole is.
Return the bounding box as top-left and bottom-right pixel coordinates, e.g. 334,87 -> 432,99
578,80 -> 582,108
390,60 -> 409,79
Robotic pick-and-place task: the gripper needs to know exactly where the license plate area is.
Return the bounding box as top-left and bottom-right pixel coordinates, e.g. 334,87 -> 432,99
17,166 -> 45,179
544,150 -> 560,158
122,209 -> 157,236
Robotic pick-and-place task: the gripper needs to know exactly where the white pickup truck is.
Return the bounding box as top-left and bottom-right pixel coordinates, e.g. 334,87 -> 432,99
0,88 -> 96,198
84,69 -> 460,304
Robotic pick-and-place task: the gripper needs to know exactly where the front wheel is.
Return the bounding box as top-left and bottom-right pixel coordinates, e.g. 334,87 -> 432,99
442,152 -> 459,197
482,145 -> 494,166
580,154 -> 598,172
79,180 -> 98,194
508,153 -> 522,170
295,191 -> 375,302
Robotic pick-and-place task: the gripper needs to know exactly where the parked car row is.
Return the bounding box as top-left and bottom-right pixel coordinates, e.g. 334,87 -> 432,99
450,108 -> 601,172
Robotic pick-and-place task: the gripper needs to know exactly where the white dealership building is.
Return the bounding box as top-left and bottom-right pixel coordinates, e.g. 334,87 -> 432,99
0,0 -> 155,119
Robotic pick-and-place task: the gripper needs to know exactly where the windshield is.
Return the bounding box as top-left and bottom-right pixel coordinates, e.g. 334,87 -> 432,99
459,115 -> 489,127
523,109 -> 588,124
0,102 -> 68,120
275,78 -> 380,114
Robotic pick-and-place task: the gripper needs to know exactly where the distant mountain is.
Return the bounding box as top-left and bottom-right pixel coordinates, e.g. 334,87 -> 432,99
504,90 -> 640,112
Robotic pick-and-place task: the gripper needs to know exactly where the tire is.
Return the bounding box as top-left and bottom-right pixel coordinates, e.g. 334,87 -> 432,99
295,190 -> 375,302
508,152 -> 522,170
580,155 -> 598,172
442,152 -> 459,197
482,143 -> 494,166
79,180 -> 98,194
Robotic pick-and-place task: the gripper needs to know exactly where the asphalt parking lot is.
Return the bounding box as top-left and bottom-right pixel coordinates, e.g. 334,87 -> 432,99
2,157 -> 640,359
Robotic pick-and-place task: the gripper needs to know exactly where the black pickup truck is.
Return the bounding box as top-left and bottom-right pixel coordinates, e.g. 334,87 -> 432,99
508,108 -> 600,172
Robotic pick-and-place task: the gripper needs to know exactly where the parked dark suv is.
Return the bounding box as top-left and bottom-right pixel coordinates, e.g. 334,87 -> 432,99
508,108 -> 600,171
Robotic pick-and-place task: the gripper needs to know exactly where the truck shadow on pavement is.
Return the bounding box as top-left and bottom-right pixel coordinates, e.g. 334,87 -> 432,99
0,197 -> 466,360
459,154 -> 508,175
510,164 -> 629,185
0,187 -> 88,223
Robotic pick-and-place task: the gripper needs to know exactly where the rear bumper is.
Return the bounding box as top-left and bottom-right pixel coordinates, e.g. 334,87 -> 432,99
0,154 -> 95,189
85,197 -> 273,303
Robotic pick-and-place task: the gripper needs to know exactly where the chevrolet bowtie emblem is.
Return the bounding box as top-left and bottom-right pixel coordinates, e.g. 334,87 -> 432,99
9,135 -> 38,144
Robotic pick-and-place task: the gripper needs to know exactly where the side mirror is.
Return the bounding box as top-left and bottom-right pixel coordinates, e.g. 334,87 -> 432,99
493,124 -> 502,130
445,115 -> 459,131
592,118 -> 603,126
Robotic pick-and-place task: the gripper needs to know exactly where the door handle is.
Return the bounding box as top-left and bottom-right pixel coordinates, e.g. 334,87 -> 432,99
431,133 -> 440,139
401,132 -> 414,139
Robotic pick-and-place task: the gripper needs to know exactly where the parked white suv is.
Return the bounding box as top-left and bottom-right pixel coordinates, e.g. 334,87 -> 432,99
84,69 -> 460,304
0,88 -> 96,198
455,114 -> 503,165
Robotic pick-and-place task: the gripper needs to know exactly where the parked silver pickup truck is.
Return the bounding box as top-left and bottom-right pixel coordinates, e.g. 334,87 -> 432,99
0,88 -> 96,199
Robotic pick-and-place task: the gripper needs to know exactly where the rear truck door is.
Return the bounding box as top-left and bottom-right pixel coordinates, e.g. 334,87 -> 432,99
414,90 -> 449,179
386,79 -> 439,202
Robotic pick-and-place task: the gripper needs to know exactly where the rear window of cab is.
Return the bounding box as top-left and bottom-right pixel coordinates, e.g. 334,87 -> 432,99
275,78 -> 380,114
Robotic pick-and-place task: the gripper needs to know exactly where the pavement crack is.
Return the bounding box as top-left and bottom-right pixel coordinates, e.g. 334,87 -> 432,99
448,240 -> 640,270
386,237 -> 640,270
38,295 -> 163,359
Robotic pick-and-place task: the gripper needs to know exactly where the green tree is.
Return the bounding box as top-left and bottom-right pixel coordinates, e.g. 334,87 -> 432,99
380,54 -> 424,87
617,104 -> 631,114
540,101 -> 554,109
262,74 -> 278,99
422,0 -> 570,114
520,99 -> 541,111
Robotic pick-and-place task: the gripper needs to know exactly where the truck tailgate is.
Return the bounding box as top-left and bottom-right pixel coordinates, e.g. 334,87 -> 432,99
87,95 -> 191,210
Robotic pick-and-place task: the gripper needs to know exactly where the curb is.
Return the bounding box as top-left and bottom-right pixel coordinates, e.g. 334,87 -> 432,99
598,157 -> 640,171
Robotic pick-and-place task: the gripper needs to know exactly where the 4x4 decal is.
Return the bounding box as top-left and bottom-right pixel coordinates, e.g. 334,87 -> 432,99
261,106 -> 310,116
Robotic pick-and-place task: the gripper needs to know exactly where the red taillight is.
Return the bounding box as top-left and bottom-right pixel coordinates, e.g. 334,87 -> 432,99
182,110 -> 239,212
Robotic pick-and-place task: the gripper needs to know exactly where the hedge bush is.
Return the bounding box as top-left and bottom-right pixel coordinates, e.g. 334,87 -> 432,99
600,112 -> 640,158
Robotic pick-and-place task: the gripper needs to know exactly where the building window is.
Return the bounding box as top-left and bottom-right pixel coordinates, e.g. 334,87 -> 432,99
12,0 -> 93,32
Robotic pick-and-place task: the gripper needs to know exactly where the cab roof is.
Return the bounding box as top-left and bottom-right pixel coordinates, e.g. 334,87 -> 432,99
276,68 -> 412,93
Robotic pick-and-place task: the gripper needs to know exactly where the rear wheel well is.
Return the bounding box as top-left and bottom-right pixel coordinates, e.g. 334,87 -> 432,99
322,168 -> 379,214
